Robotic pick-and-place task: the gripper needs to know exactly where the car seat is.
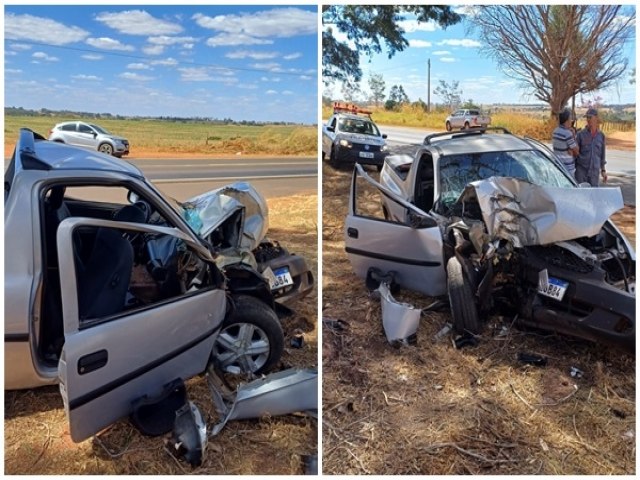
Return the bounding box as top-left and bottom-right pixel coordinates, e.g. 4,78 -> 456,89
77,227 -> 134,320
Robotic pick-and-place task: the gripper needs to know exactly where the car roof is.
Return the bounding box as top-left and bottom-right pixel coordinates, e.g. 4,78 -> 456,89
14,129 -> 142,176
429,132 -> 534,156
335,113 -> 374,122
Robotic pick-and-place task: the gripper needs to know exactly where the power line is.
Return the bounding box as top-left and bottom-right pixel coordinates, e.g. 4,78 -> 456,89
6,40 -> 314,78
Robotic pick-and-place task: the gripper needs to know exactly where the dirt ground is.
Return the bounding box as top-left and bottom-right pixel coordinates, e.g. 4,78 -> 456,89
4,194 -> 318,475
322,163 -> 635,475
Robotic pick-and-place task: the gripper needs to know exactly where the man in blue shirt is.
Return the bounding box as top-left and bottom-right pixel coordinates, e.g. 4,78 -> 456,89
552,108 -> 579,177
575,108 -> 607,186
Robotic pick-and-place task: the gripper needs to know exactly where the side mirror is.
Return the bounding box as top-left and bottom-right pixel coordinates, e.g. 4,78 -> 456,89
326,126 -> 335,133
407,211 -> 437,229
93,132 -> 98,138
128,190 -> 140,204
382,134 -> 387,139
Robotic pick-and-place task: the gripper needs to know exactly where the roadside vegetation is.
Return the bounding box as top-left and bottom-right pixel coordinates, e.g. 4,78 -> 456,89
4,114 -> 317,157
322,104 -> 636,140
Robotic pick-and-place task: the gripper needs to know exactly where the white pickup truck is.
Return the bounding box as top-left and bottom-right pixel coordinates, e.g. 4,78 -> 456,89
445,109 -> 491,131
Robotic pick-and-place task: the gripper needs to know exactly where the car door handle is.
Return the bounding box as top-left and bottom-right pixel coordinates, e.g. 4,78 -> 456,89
347,227 -> 359,239
78,349 -> 108,375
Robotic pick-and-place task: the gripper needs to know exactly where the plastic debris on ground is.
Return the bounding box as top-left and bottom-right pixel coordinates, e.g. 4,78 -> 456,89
377,281 -> 421,346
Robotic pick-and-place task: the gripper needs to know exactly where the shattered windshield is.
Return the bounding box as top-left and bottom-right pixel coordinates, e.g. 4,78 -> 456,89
438,149 -> 574,211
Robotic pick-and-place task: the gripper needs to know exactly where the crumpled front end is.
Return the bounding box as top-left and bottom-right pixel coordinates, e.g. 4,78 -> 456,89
447,176 -> 635,352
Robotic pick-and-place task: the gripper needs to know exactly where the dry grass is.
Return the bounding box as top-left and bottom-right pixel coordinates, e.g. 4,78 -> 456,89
322,162 -> 635,475
4,115 -> 317,157
4,194 -> 318,475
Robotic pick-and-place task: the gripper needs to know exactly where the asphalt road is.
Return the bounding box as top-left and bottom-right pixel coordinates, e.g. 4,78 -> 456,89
128,156 -> 318,200
379,124 -> 636,206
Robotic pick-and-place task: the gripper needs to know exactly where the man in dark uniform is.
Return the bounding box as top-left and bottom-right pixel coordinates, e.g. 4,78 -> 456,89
575,108 -> 607,186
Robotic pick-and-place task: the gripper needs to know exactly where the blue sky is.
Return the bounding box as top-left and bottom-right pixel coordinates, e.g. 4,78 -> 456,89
4,5 -> 318,123
324,6 -> 636,107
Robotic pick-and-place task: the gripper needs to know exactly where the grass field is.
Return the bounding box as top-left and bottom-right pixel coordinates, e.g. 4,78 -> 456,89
4,115 -> 317,156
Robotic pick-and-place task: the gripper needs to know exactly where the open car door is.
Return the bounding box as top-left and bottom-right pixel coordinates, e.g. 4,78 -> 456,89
345,164 -> 446,297
56,217 -> 226,442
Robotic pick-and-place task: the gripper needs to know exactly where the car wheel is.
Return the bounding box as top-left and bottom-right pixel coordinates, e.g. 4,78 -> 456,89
445,121 -> 452,132
329,146 -> 339,168
463,122 -> 470,130
212,295 -> 284,375
446,256 -> 481,336
98,143 -> 114,156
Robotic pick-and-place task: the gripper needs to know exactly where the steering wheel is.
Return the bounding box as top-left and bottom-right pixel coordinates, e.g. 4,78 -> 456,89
132,200 -> 151,223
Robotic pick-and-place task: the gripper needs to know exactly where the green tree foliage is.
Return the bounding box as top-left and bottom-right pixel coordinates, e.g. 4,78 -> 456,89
322,6 -> 461,85
433,80 -> 462,110
368,73 -> 386,107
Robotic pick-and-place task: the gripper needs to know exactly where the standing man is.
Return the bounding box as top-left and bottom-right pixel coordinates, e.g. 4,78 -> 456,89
575,108 -> 607,186
552,108 -> 579,177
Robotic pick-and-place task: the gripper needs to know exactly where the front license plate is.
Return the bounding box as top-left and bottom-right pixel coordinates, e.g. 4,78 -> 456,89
359,151 -> 374,159
265,266 -> 294,290
538,276 -> 569,301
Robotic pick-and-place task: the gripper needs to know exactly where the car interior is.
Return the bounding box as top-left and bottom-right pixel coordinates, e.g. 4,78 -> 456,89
413,152 -> 435,213
38,184 -> 222,364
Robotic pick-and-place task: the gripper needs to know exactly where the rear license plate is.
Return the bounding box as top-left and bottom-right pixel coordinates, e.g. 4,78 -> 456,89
264,266 -> 294,290
359,151 -> 374,159
538,276 -> 569,301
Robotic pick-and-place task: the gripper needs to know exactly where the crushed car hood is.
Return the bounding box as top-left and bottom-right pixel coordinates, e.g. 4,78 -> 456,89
458,176 -> 624,247
179,181 -> 269,251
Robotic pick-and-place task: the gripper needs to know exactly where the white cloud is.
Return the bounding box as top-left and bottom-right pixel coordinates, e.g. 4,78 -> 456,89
86,37 -> 135,52
127,63 -> 151,70
95,10 -> 183,35
238,84 -> 259,90
432,50 -> 451,56
193,8 -> 316,38
5,51 -> 18,57
178,67 -> 212,82
206,34 -> 273,47
151,57 -> 178,67
5,13 -> 88,45
438,39 -> 482,48
299,75 -> 313,81
182,43 -> 195,50
119,72 -> 154,81
225,50 -> 279,60
266,90 -> 278,95
32,52 -> 59,62
9,43 -> 33,51
409,40 -> 432,48
440,57 -> 456,63
82,54 -> 103,61
147,35 -> 197,46
6,68 -> 22,74
398,19 -> 440,33
251,62 -> 281,71
72,74 -> 102,81
143,45 -> 165,56
282,90 -> 294,95
283,52 -> 302,60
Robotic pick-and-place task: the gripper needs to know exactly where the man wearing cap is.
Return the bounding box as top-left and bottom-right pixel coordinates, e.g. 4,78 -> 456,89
552,108 -> 579,177
575,108 -> 607,186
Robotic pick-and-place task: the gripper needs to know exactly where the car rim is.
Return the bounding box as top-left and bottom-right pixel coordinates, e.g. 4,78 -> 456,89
99,145 -> 112,154
213,323 -> 270,373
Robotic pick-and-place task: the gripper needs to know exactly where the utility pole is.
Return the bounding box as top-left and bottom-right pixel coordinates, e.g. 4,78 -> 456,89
427,58 -> 431,113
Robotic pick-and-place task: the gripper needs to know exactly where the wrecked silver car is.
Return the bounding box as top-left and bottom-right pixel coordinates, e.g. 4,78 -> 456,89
345,128 -> 635,352
4,129 -> 315,442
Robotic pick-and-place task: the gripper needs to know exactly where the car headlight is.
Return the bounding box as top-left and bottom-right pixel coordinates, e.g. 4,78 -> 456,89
339,139 -> 352,148
381,144 -> 389,152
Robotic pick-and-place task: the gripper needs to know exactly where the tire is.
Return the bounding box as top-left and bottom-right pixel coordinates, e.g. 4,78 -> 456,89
212,295 -> 284,375
98,143 -> 114,156
445,121 -> 452,132
463,122 -> 470,130
329,146 -> 339,168
446,256 -> 481,336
